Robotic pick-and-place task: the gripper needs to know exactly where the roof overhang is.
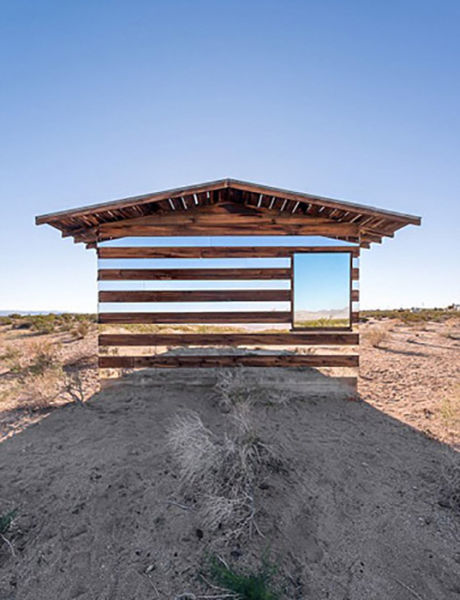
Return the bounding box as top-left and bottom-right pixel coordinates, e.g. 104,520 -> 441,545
35,178 -> 421,248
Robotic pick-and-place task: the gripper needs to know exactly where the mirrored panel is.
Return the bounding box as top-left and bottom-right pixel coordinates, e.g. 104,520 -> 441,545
293,253 -> 351,328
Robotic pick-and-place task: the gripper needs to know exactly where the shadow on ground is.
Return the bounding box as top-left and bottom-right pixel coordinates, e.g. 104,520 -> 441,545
0,366 -> 458,600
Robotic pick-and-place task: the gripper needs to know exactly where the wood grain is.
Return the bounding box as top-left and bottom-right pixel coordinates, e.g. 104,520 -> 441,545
98,332 -> 359,346
98,290 -> 290,303
98,268 -> 291,281
97,245 -> 360,259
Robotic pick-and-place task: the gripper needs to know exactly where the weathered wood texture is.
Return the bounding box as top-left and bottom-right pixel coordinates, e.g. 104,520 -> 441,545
98,245 -> 360,259
99,332 -> 359,346
98,311 -> 292,324
98,354 -> 359,369
98,290 -> 291,303
98,268 -> 291,281
97,203 -> 361,239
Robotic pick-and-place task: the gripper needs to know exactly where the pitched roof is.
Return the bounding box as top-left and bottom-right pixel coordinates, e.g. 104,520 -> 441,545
35,178 -> 421,247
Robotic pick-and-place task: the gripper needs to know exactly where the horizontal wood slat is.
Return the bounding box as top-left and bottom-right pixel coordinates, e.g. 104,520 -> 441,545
98,246 -> 360,259
98,311 -> 292,324
98,268 -> 291,281
352,268 -> 359,280
99,332 -> 359,346
99,290 -> 290,303
351,289 -> 359,301
98,354 -> 359,369
98,222 -> 360,239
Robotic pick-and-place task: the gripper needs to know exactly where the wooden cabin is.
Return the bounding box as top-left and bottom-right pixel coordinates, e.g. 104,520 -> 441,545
36,178 -> 420,390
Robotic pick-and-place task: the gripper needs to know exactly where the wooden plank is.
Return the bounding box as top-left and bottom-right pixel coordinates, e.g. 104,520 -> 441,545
351,268 -> 359,280
98,354 -> 359,369
98,332 -> 360,346
351,289 -> 359,302
97,245 -> 360,259
98,289 -> 291,303
351,311 -> 360,322
98,312 -> 292,324
98,221 -> 360,238
98,268 -> 291,281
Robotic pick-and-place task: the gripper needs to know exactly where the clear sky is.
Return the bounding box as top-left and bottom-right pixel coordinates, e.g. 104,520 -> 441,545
1,0 -> 459,313
293,253 -> 350,313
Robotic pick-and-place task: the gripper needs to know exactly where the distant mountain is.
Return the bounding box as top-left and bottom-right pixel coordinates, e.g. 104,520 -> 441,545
0,310 -> 66,316
294,307 -> 349,320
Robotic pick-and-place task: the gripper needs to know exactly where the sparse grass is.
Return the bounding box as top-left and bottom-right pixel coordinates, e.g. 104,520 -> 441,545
1,337 -> 92,411
0,509 -> 17,536
71,320 -> 90,340
294,318 -> 349,328
0,508 -> 18,556
0,345 -> 25,373
363,326 -> 388,348
361,308 -> 460,324
439,451 -> 460,514
439,387 -> 460,443
3,313 -> 96,336
207,555 -> 281,600
215,369 -> 289,412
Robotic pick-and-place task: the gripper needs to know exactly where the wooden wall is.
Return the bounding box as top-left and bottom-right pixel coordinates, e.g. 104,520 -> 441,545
97,243 -> 360,389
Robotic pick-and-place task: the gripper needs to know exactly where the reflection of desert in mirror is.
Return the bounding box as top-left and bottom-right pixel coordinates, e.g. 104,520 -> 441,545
293,252 -> 350,328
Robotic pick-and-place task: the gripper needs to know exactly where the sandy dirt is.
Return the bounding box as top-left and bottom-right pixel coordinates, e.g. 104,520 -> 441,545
0,320 -> 459,599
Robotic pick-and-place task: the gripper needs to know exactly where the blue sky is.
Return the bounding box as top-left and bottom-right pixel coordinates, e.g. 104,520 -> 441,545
293,253 -> 350,314
0,0 -> 459,312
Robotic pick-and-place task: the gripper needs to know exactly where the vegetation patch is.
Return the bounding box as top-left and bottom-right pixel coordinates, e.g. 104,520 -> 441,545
206,555 -> 281,600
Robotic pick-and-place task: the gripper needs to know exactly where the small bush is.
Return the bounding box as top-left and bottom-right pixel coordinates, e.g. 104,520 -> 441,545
0,346 -> 25,373
167,410 -> 279,538
0,509 -> 17,535
363,326 -> 387,348
207,556 -> 280,600
28,342 -> 58,375
70,321 -> 90,340
29,314 -> 59,335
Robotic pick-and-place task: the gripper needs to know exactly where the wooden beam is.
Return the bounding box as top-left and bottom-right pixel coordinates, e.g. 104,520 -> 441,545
98,290 -> 291,303
98,332 -> 360,346
97,245 -> 360,259
98,268 -> 291,281
98,221 -> 360,238
98,353 -> 359,369
98,311 -> 292,324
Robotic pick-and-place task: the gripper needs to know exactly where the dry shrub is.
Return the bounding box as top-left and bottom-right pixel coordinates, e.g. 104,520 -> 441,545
18,367 -> 64,410
70,321 -> 90,340
439,451 -> 460,513
363,326 -> 388,348
215,368 -> 289,412
27,342 -> 59,375
0,345 -> 25,373
167,409 -> 281,539
63,370 -> 86,405
440,387 -> 460,443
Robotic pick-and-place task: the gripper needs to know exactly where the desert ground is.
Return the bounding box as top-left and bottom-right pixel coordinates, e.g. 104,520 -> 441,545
0,313 -> 459,599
